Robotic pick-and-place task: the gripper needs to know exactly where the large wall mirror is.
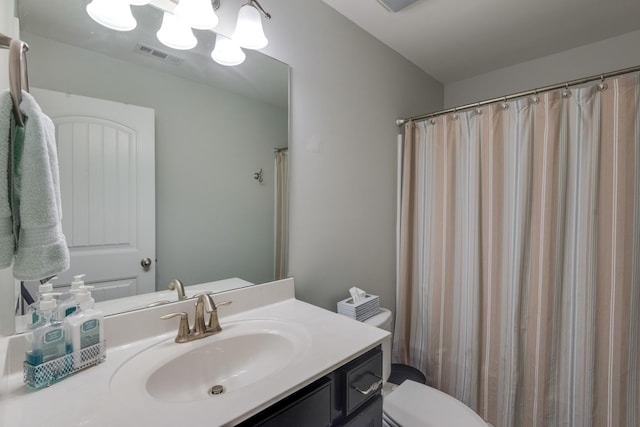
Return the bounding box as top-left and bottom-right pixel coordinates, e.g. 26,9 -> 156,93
9,0 -> 289,332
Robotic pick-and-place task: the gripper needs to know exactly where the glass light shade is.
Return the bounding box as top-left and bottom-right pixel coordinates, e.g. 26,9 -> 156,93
86,0 -> 137,32
156,12 -> 198,50
211,35 -> 246,66
231,4 -> 268,50
128,0 -> 152,5
175,0 -> 219,30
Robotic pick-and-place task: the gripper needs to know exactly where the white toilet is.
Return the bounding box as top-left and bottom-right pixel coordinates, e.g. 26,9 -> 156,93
364,308 -> 490,427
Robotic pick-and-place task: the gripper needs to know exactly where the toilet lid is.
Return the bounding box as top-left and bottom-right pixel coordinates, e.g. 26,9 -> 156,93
383,380 -> 488,427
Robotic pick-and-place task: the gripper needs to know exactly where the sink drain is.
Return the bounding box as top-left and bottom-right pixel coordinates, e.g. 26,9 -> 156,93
208,385 -> 225,396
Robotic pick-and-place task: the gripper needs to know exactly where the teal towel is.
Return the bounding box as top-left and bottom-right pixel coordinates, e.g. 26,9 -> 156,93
0,91 -> 15,267
0,90 -> 69,280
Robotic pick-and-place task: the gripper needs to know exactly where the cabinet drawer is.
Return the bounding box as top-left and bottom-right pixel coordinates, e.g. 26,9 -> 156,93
238,377 -> 332,427
340,395 -> 383,427
339,347 -> 382,416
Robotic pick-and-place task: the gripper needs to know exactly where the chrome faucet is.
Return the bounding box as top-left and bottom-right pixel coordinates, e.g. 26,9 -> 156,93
168,279 -> 187,300
161,293 -> 231,343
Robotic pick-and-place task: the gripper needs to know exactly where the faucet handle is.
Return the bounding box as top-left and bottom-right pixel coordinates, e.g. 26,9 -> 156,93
161,312 -> 192,343
192,293 -> 230,310
206,300 -> 231,332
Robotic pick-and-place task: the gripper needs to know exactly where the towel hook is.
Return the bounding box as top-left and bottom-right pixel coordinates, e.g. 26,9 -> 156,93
8,38 -> 29,127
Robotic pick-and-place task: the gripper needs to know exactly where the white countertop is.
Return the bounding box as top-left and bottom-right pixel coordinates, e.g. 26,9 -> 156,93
0,278 -> 389,426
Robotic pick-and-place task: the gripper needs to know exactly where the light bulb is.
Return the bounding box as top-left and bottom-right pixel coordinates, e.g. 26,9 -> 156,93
86,0 -> 137,32
156,12 -> 198,50
211,34 -> 246,66
175,0 -> 219,30
232,3 -> 268,50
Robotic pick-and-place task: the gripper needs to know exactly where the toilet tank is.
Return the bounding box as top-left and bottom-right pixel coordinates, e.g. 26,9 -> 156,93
363,308 -> 392,382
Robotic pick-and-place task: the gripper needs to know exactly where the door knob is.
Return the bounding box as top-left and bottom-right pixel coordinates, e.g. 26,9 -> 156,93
141,257 -> 153,271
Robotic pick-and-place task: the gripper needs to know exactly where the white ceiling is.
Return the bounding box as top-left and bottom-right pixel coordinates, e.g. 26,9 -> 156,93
323,0 -> 640,84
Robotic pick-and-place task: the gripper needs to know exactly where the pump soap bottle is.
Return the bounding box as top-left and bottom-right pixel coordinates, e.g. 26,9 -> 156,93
64,286 -> 104,366
27,277 -> 57,326
25,293 -> 66,367
58,274 -> 86,319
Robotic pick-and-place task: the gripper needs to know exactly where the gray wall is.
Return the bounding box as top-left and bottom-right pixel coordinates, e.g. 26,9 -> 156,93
22,33 -> 288,290
256,0 -> 443,311
444,29 -> 640,108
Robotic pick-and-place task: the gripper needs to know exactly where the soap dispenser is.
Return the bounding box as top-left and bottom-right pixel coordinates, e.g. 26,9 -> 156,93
25,293 -> 66,366
64,286 -> 104,366
58,274 -> 86,319
27,277 -> 57,326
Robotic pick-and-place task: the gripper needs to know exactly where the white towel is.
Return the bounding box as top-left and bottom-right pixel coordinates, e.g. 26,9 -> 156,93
0,91 -> 15,268
1,90 -> 69,280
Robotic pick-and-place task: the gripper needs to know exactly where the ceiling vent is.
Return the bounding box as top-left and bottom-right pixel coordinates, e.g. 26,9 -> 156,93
134,43 -> 183,65
377,0 -> 419,12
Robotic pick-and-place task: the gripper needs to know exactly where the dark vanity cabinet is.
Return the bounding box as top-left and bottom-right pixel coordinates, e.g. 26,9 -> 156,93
237,346 -> 383,427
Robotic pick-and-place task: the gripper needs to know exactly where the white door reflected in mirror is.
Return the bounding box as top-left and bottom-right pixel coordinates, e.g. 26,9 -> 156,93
29,88 -> 155,305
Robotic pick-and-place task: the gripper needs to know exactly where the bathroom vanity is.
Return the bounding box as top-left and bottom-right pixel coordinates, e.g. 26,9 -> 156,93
239,347 -> 383,426
0,278 -> 389,426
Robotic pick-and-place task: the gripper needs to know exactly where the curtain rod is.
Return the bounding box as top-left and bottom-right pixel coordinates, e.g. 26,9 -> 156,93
273,147 -> 288,153
396,64 -> 640,126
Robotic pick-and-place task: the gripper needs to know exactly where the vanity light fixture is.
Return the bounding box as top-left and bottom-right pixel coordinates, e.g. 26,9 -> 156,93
232,0 -> 271,49
174,0 -> 219,30
86,0 -> 137,32
86,0 -> 272,66
211,34 -> 246,66
156,11 -> 198,50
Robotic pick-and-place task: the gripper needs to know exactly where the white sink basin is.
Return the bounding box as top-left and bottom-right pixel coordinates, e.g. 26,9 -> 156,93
110,319 -> 311,403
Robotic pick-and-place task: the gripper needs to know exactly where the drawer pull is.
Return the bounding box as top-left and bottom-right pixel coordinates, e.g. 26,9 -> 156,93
353,376 -> 382,395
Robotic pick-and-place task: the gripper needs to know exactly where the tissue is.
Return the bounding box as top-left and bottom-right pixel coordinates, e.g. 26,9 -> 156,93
349,286 -> 366,303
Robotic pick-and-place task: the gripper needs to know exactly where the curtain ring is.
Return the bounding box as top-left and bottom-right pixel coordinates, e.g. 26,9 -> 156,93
597,75 -> 608,92
475,103 -> 482,115
501,97 -> 509,110
531,90 -> 540,104
451,108 -> 459,120
562,83 -> 572,98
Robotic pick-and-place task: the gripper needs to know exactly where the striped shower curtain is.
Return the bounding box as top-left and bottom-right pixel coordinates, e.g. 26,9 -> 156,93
394,73 -> 640,427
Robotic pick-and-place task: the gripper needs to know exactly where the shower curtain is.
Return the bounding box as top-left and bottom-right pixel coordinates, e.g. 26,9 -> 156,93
394,73 -> 640,427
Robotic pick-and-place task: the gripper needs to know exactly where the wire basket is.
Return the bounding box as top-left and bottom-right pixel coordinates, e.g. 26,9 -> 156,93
23,341 -> 106,390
